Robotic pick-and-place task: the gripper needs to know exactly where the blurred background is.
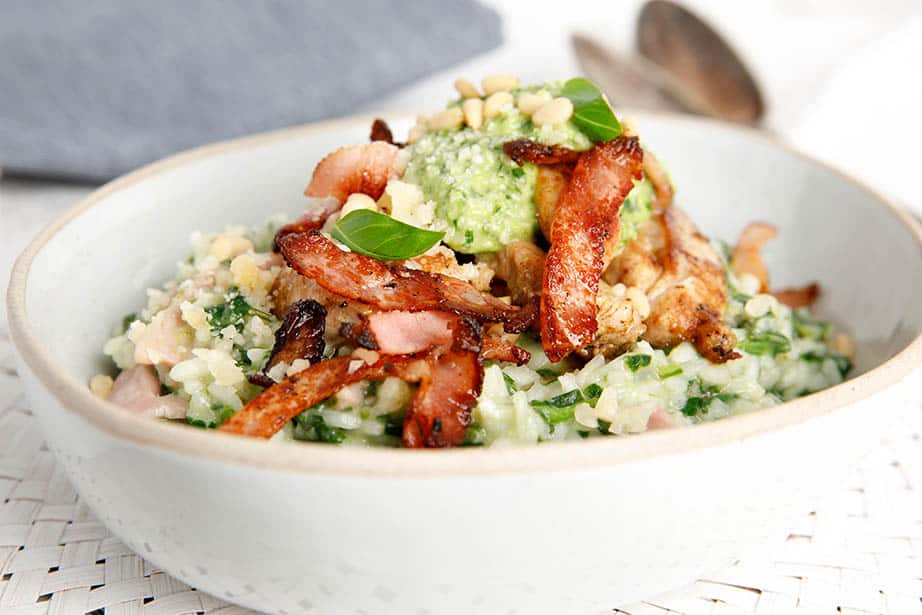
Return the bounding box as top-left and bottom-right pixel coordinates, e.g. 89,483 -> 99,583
2,0 -> 921,326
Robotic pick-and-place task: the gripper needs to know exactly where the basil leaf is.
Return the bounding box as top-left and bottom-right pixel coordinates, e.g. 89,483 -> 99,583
561,77 -> 622,142
331,209 -> 444,261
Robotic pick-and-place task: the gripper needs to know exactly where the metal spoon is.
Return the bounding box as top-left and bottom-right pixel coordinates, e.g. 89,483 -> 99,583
573,0 -> 765,125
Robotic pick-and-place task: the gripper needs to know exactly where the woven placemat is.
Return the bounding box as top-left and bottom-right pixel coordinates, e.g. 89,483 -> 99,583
1,330 -> 920,615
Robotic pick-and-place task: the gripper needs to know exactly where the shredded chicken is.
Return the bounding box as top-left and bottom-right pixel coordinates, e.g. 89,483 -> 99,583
607,207 -> 739,362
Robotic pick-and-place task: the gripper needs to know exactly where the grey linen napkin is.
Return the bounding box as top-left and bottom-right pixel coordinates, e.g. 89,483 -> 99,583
0,1 -> 502,181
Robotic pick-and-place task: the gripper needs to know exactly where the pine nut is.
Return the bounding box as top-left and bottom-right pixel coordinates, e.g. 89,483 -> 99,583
428,107 -> 464,131
482,74 -> 519,95
341,193 -> 378,217
484,91 -> 513,119
531,97 -> 574,127
462,98 -> 484,130
407,123 -> 427,144
516,91 -> 551,116
832,332 -> 855,359
454,78 -> 481,99
89,374 -> 114,399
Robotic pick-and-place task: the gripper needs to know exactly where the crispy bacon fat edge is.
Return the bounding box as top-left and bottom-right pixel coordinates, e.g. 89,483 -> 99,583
218,317 -> 484,447
503,139 -> 582,166
249,299 -> 327,387
278,231 -> 521,324
540,137 -> 644,361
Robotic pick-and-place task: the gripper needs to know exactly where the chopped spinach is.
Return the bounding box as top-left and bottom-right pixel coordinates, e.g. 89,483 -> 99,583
801,351 -> 852,377
511,167 -> 525,178
625,354 -> 652,372
502,372 -> 518,395
584,383 -> 603,405
120,313 -> 137,334
657,364 -> 683,379
205,292 -> 272,333
536,368 -> 559,379
293,404 -> 346,444
738,331 -> 791,356
792,310 -> 831,341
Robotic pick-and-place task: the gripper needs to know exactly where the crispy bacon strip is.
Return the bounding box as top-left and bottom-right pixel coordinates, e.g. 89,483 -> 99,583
540,137 -> 644,361
370,118 -> 396,145
773,283 -> 820,308
730,222 -> 778,293
274,197 -> 343,247
263,299 -> 326,369
402,317 -> 483,448
220,316 -> 483,448
481,335 -> 530,365
219,355 -> 417,438
304,141 -> 398,202
534,165 -> 572,241
278,231 -> 520,323
503,139 -> 582,166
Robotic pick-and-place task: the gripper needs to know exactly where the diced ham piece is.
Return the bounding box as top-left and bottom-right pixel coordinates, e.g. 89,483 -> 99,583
646,408 -> 675,430
365,311 -> 455,354
132,307 -> 189,367
108,365 -> 187,419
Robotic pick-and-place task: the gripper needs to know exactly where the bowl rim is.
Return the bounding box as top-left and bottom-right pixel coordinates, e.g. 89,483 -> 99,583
7,111 -> 922,478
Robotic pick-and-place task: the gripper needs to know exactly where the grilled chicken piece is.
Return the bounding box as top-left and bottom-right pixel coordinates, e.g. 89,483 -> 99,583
278,232 -> 520,324
540,137 -> 644,361
534,165 -> 572,242
608,207 -> 739,362
580,282 -> 650,359
642,149 -> 674,211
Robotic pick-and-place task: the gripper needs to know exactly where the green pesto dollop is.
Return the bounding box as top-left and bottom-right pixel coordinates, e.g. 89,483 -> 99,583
618,177 -> 655,250
402,82 -> 654,254
403,91 -> 591,253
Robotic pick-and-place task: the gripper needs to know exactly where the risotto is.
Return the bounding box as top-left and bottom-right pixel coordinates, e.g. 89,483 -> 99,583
93,75 -> 853,447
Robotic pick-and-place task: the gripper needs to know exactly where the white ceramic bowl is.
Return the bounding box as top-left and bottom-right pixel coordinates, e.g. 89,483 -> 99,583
8,114 -> 922,615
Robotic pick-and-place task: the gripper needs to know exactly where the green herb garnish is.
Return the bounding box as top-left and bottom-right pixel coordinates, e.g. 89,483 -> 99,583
293,409 -> 346,444
792,310 -> 831,341
511,167 -> 525,178
536,368 -> 559,379
584,383 -> 603,405
121,313 -> 137,334
561,77 -> 622,142
739,331 -> 791,357
205,293 -> 272,333
657,364 -> 683,379
502,372 -> 518,395
331,209 -> 444,261
531,389 -> 584,427
625,354 -> 652,372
